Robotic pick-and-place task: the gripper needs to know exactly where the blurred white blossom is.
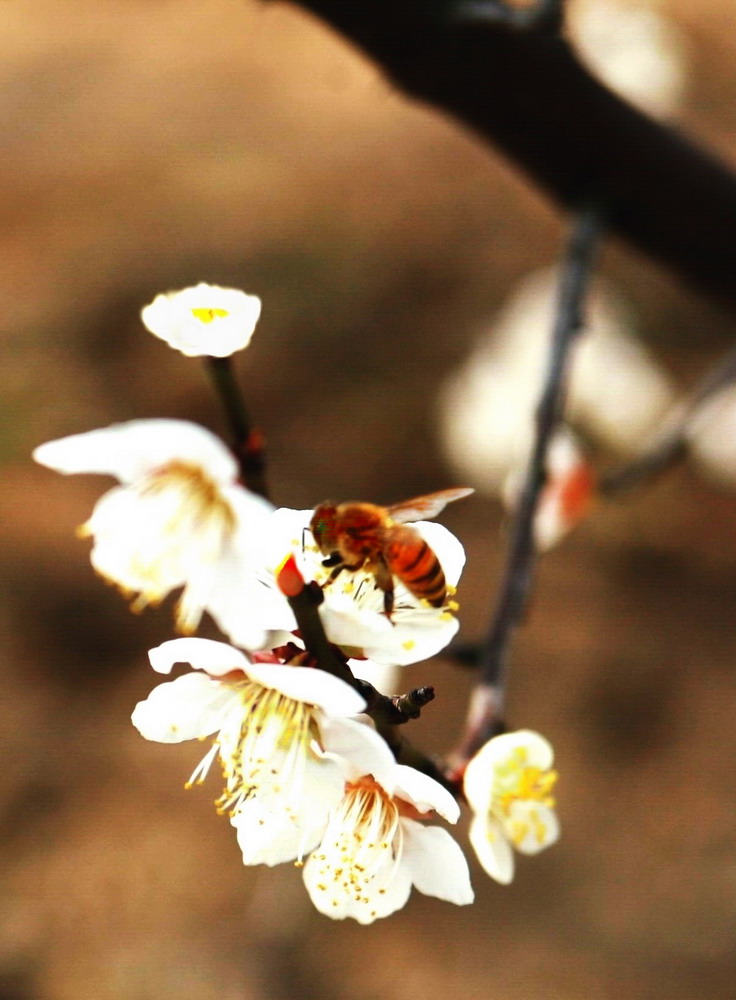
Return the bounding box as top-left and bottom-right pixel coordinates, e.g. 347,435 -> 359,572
463,729 -> 559,885
303,717 -> 474,923
132,637 -> 366,866
503,428 -> 597,550
440,267 -> 676,496
33,419 -> 285,646
687,385 -> 736,488
568,0 -> 688,120
141,282 -> 262,358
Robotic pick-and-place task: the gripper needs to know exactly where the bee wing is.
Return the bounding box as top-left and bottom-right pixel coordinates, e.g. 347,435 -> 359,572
387,487 -> 474,524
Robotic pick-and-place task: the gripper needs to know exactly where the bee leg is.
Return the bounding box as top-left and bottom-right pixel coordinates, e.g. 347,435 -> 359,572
374,561 -> 395,622
320,555 -> 346,589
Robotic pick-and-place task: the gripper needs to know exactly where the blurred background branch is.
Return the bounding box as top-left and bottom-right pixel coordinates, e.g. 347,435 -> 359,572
281,0 -> 736,311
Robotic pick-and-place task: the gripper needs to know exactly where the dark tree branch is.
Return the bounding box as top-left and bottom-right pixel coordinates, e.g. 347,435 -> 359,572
280,0 -> 736,311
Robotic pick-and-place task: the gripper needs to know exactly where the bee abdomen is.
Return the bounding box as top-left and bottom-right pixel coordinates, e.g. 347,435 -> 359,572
386,536 -> 446,606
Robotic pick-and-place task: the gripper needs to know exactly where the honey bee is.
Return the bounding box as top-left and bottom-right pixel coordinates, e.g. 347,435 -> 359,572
310,488 -> 473,617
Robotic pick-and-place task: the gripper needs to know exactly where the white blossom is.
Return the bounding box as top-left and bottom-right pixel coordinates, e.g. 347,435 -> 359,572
303,718 -> 474,923
33,419 -> 288,647
132,637 -> 366,866
569,0 -> 688,121
440,267 -> 676,494
502,429 -> 596,551
686,385 -> 736,489
141,282 -> 262,358
265,508 -> 466,666
463,729 -> 559,885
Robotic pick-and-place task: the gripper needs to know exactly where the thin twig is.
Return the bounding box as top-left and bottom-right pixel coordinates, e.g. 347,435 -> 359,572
205,356 -> 269,500
450,207 -> 603,765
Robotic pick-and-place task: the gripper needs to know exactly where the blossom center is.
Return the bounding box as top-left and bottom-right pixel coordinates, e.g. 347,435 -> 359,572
210,682 -> 321,817
308,777 -> 401,913
494,747 -> 558,815
191,307 -> 229,324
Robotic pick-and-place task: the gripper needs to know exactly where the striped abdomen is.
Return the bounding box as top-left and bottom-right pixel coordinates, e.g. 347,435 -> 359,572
384,525 -> 446,606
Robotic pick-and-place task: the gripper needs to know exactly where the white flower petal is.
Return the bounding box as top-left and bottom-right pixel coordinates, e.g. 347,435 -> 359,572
482,730 -> 555,772
321,597 -> 459,667
468,815 -> 515,885
148,637 -> 251,676
204,550 -> 292,651
400,819 -> 474,905
302,831 -> 413,924
350,660 -> 399,693
392,765 -> 460,823
242,662 -> 366,717
230,759 -> 341,866
503,801 -> 560,855
131,672 -> 236,742
319,715 -> 398,787
33,419 -> 238,484
231,800 -> 307,867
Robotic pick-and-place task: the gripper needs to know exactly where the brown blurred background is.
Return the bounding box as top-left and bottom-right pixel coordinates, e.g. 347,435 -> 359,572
4,1 -> 736,997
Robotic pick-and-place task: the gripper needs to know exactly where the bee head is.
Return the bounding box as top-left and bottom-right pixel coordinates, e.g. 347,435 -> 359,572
310,502 -> 339,553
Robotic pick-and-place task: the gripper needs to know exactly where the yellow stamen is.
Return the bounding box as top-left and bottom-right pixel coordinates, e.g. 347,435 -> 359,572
191,307 -> 229,323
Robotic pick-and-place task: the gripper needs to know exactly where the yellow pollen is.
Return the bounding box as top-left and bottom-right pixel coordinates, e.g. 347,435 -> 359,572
191,307 -> 229,323
497,762 -> 558,814
402,640 -> 416,651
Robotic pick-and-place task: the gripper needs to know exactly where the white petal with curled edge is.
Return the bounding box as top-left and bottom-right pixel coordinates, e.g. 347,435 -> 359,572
392,764 -> 460,823
504,800 -> 560,856
400,819 -> 474,905
148,637 -> 251,676
243,661 -> 366,716
319,716 -> 396,787
468,815 -> 515,885
33,419 -> 238,485
131,672 -> 236,743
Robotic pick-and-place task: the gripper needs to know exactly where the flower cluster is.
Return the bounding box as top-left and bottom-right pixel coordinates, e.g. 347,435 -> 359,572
34,283 -> 560,922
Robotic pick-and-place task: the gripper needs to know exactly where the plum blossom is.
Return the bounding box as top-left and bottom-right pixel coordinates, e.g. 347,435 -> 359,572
132,637 -> 366,866
141,282 -> 262,358
686,385 -> 736,489
33,419 -> 288,647
503,429 -> 597,551
303,718 -> 474,923
569,0 -> 688,121
463,729 -> 559,885
264,507 -> 466,666
440,267 -> 676,495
